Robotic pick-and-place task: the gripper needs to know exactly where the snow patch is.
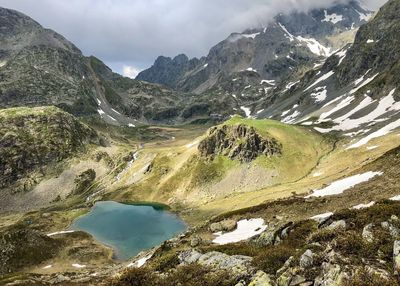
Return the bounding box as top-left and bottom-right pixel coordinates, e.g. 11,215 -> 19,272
313,172 -> 324,177
350,73 -> 379,95
212,218 -> 267,245
240,106 -> 252,118
111,108 -> 121,115
278,22 -> 294,41
311,86 -> 328,102
246,68 -> 257,72
47,230 -> 75,237
335,49 -> 347,66
72,264 -> 86,269
305,171 -> 383,198
186,140 -> 200,149
297,36 -> 331,57
305,71 -> 335,91
242,32 -> 260,39
311,212 -> 333,221
321,10 -> 344,24
261,79 -> 276,86
347,118 -> 400,149
282,110 -> 301,124
366,146 -> 379,150
107,115 -> 117,122
127,255 -> 153,268
390,195 -> 400,201
352,201 -> 375,210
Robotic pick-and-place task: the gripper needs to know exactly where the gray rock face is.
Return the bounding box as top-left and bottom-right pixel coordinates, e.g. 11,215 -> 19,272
198,124 -> 282,163
178,249 -> 253,278
136,54 -> 201,89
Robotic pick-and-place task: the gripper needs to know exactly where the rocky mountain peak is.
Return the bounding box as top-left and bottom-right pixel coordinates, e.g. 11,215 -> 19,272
137,1 -> 374,95
198,124 -> 282,163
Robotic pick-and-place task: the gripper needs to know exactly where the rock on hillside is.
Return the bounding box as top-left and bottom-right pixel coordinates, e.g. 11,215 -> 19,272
0,106 -> 99,190
198,124 -> 282,163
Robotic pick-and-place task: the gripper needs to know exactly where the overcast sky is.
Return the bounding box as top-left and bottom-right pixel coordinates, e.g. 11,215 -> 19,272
0,0 -> 387,77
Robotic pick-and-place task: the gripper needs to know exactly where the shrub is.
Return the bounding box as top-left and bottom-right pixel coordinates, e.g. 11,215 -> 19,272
149,251 -> 180,272
252,245 -> 293,274
199,242 -> 260,257
309,228 -> 338,243
111,267 -> 158,286
341,268 -> 399,286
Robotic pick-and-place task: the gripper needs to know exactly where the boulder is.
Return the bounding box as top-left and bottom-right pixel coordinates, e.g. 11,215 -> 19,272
314,263 -> 343,286
381,221 -> 400,238
255,229 -> 277,246
300,250 -> 314,268
209,219 -> 237,232
362,224 -> 374,243
249,271 -> 273,286
190,235 -> 202,247
326,220 -> 346,230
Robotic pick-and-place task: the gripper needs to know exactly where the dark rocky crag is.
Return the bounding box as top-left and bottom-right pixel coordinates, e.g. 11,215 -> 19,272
198,124 -> 282,163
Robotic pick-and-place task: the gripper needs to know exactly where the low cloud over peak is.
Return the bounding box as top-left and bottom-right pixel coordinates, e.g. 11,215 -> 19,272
0,0 -> 387,74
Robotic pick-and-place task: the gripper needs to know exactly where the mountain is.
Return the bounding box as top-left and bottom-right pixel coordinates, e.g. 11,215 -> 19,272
254,0 -> 400,149
137,1 -> 373,94
0,8 -> 221,125
4,0 -> 400,285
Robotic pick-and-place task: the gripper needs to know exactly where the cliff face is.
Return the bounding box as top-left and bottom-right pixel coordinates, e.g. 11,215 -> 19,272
198,124 -> 282,163
0,106 -> 99,190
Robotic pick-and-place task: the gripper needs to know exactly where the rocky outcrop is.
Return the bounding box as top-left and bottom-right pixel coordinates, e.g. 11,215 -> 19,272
198,124 -> 282,163
178,249 -> 253,279
73,169 -> 96,194
0,106 -> 99,190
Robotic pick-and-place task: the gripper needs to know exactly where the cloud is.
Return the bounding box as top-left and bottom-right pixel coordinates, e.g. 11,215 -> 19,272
122,65 -> 141,79
0,0 -> 388,73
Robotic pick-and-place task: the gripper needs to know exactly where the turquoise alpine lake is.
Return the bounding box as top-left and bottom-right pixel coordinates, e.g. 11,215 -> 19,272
71,201 -> 186,260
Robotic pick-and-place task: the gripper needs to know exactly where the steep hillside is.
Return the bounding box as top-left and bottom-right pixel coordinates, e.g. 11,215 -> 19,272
137,1 -> 372,94
0,106 -> 99,191
254,0 -> 400,150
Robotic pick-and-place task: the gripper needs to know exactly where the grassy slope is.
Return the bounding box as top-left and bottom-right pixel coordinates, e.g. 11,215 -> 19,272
106,117 -> 332,223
